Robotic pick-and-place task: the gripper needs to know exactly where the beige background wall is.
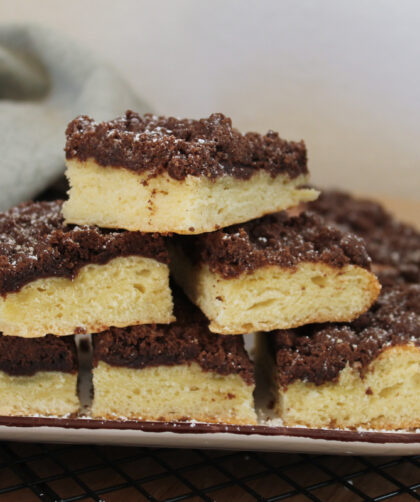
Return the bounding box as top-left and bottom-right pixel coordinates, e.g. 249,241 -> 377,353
1,0 -> 419,199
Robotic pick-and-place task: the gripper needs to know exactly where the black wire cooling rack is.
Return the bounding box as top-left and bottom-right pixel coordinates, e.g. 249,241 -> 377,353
0,442 -> 419,502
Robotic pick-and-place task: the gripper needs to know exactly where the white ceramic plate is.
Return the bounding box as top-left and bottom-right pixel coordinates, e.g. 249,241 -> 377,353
0,417 -> 420,456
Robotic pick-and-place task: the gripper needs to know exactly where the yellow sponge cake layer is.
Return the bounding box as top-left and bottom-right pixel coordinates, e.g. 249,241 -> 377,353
171,255 -> 380,335
0,370 -> 79,417
91,361 -> 256,425
63,160 -> 317,234
0,256 -> 173,337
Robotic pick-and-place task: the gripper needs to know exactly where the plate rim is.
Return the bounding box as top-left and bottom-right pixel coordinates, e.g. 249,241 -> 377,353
1,416 -> 420,444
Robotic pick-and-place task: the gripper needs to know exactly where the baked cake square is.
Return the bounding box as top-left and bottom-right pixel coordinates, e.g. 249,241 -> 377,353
63,111 -> 318,234
257,284 -> 420,430
0,201 -> 173,337
170,211 -> 380,334
91,292 -> 256,425
0,334 -> 79,417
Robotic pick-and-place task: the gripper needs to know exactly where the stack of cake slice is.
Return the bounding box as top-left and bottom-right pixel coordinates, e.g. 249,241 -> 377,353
0,110 -> 417,430
0,199 -> 174,417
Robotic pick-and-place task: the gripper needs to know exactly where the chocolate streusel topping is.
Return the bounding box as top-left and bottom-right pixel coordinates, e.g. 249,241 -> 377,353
65,111 -> 307,181
174,211 -> 371,278
309,190 -> 420,284
93,290 -> 254,385
0,200 -> 168,295
0,334 -> 77,376
270,284 -> 420,387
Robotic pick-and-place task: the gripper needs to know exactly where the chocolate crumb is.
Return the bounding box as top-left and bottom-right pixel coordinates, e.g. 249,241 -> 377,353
309,190 -> 420,284
66,111 -> 308,181
0,334 -> 77,376
270,284 -> 420,387
174,211 -> 371,278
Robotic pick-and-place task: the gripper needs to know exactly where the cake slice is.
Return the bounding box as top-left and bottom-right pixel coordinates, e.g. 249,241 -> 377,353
257,284 -> 420,430
170,211 -> 381,334
63,111 -> 318,234
308,190 -> 420,285
91,292 -> 256,424
0,201 -> 173,337
0,334 -> 79,417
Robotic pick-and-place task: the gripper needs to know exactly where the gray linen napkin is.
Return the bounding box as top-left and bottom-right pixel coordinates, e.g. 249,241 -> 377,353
0,24 -> 150,210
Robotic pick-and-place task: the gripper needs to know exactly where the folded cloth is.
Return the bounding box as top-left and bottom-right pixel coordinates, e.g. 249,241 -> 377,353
0,24 -> 150,210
